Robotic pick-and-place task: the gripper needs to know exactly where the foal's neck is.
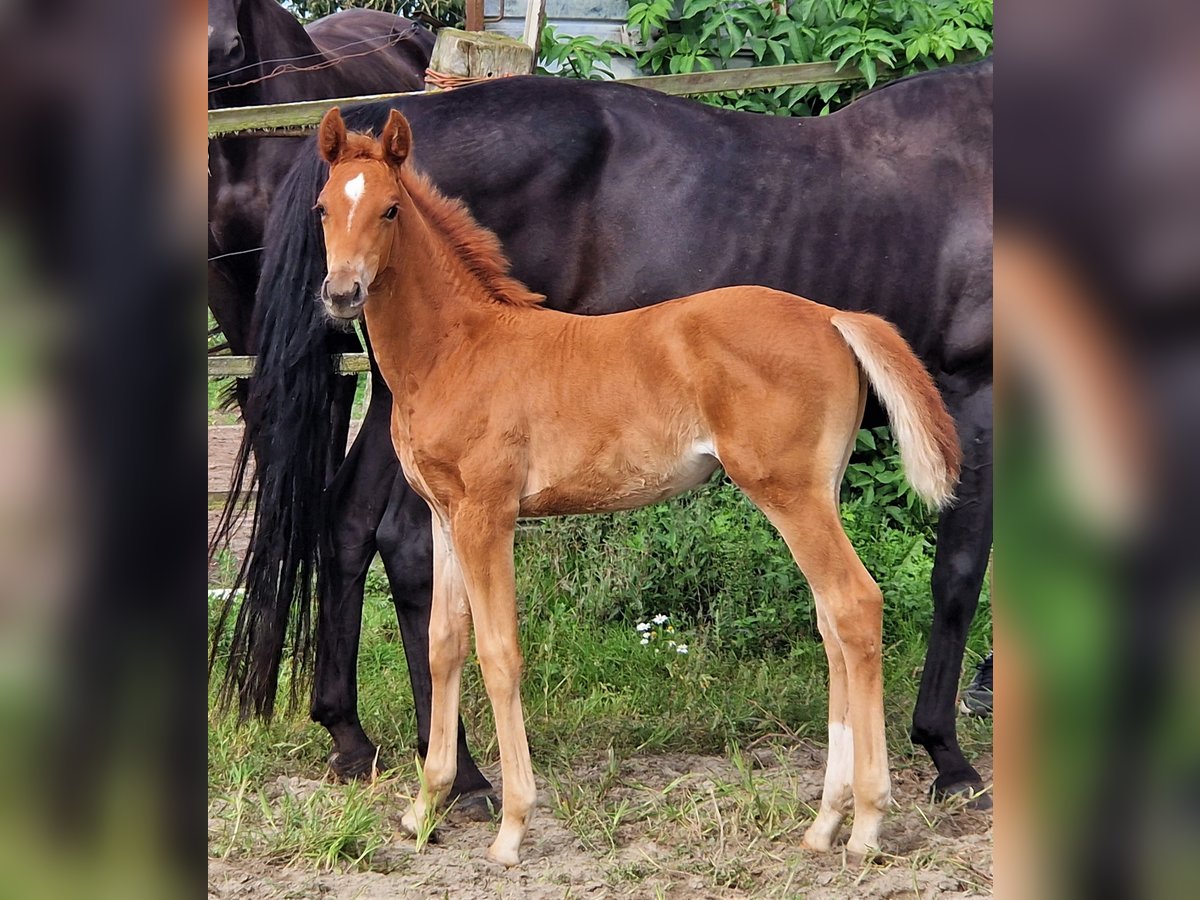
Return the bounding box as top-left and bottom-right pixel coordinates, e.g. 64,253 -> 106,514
362,197 -> 500,383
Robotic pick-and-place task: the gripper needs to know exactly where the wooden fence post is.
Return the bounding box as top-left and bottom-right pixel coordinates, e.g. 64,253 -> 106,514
522,0 -> 548,52
465,0 -> 484,32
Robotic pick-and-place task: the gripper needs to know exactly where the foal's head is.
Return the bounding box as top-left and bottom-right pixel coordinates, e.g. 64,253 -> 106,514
315,107 -> 413,322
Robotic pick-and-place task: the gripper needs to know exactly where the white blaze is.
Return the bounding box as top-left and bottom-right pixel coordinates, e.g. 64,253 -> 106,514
344,173 -> 366,230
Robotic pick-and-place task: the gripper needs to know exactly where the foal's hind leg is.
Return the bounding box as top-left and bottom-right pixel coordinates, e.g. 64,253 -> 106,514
801,600 -> 854,851
752,493 -> 891,856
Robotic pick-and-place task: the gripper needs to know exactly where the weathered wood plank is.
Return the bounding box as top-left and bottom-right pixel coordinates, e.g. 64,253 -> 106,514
208,91 -> 424,137
207,59 -> 879,137
619,60 -> 874,95
208,354 -> 371,377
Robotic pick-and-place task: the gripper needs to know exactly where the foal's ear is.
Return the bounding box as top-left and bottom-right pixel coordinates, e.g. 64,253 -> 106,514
318,107 -> 347,164
381,109 -> 412,168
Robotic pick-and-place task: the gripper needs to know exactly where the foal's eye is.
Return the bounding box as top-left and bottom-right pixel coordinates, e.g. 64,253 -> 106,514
314,204 -> 327,218
383,205 -> 398,220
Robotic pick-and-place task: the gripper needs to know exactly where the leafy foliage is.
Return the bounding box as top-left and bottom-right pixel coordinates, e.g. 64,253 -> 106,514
538,25 -> 634,80
284,0 -> 464,28
842,425 -> 938,530
548,0 -> 992,116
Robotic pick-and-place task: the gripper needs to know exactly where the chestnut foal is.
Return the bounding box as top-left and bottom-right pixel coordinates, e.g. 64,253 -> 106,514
312,107 -> 961,866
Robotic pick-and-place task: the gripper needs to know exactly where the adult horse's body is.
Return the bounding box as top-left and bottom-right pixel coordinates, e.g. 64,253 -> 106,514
313,106 -> 961,864
214,62 -> 993,805
207,0 -> 432,356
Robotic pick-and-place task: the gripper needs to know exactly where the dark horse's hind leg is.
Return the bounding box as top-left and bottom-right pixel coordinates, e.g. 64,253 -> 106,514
376,478 -> 496,806
910,380 -> 993,805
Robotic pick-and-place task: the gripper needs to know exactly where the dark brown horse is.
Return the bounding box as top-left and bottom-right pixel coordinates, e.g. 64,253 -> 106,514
213,61 -> 993,811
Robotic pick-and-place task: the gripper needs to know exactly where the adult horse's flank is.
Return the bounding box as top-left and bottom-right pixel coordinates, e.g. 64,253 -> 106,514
313,107 -> 961,865
212,64 -> 992,805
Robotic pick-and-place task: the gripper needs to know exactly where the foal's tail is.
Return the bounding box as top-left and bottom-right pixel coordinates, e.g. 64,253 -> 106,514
830,312 -> 962,509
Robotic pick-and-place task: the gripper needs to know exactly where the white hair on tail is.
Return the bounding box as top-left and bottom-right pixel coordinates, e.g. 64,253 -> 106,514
830,313 -> 959,509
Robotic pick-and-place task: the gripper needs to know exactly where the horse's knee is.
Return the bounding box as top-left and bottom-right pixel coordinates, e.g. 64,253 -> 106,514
476,644 -> 523,697
325,496 -> 378,574
428,619 -> 469,673
378,504 -> 433,601
829,582 -> 884,663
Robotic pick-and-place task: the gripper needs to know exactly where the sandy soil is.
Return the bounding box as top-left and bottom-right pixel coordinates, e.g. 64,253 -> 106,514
208,749 -> 992,899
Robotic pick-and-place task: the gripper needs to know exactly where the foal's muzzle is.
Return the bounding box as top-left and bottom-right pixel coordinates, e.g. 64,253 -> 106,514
321,279 -> 366,321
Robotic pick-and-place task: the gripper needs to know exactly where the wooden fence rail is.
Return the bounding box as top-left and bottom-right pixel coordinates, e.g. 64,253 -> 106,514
208,354 -> 370,377
208,59 -> 879,137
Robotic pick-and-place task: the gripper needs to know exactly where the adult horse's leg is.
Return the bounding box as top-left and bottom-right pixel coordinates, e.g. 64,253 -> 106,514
910,379 -> 993,802
311,387 -> 395,779
377,477 -> 495,801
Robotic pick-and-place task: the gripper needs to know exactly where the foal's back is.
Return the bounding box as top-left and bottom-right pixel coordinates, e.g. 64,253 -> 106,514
436,287 -> 865,518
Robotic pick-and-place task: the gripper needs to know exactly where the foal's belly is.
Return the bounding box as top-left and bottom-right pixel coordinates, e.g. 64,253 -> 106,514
518,441 -> 721,518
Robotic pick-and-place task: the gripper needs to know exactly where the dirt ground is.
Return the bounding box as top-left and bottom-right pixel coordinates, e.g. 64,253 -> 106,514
208,425 -> 252,579
208,424 -> 992,897
207,749 -> 992,899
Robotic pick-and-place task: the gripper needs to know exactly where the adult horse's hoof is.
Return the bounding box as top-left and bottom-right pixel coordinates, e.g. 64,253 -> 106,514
328,745 -> 385,782
931,776 -> 992,810
447,789 -> 501,823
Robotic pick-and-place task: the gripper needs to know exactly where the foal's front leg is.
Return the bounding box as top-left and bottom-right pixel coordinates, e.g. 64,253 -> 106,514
451,502 -> 534,867
400,519 -> 471,836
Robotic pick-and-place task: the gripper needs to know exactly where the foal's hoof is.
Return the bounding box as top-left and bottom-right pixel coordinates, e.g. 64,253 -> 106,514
447,790 -> 501,823
931,776 -> 992,810
398,808 -> 440,844
486,842 -> 521,868
845,843 -> 883,866
800,829 -> 834,853
328,746 -> 385,782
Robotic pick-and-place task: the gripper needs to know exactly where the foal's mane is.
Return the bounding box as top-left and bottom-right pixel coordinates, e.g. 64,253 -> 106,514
339,132 -> 545,308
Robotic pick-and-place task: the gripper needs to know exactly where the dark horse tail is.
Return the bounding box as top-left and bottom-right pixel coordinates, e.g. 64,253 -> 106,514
209,106 -> 391,718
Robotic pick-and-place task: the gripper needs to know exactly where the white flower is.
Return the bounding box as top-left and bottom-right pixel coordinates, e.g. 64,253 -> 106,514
652,614 -> 669,625
640,637 -> 650,645
666,640 -> 677,649
676,644 -> 689,654
636,622 -> 651,632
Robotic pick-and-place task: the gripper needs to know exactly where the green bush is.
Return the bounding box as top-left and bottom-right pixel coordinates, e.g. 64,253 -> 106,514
286,0 -> 464,28
544,0 -> 993,115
